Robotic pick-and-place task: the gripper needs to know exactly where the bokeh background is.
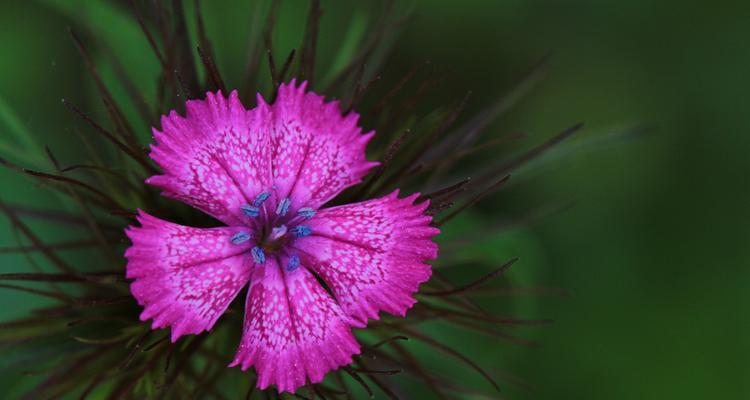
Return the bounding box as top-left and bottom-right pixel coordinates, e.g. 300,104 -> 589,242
1,0 -> 748,398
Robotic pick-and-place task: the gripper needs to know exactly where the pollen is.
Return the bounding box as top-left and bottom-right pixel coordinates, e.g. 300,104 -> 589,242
241,204 -> 260,218
253,191 -> 271,206
251,246 -> 266,264
297,207 -> 316,219
291,225 -> 312,238
287,255 -> 300,271
231,231 -> 251,244
276,197 -> 290,216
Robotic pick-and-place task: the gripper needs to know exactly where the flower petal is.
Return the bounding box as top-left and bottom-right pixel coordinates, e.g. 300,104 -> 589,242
292,190 -> 440,326
230,256 -> 360,393
147,90 -> 272,226
125,210 -> 253,341
268,80 -> 378,211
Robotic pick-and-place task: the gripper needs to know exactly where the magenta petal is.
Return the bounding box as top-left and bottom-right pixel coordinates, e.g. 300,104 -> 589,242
147,90 -> 272,226
125,210 -> 253,341
230,257 -> 360,393
292,190 -> 440,326
268,80 -> 378,210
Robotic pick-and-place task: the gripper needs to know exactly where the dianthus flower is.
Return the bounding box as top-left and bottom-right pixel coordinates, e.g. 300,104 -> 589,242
125,80 -> 439,392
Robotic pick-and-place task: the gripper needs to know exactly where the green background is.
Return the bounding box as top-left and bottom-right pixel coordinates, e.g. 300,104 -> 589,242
1,0 -> 748,398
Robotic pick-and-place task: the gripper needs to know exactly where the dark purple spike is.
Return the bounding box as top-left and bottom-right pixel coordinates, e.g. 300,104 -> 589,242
170,0 -> 200,94
354,361 -> 401,400
245,377 -> 257,400
68,29 -> 140,149
398,327 -> 501,393
364,374 -> 400,400
443,316 -> 540,348
0,272 -> 122,284
0,157 -> 124,211
77,370 -> 109,399
193,0 -> 212,55
278,49 -> 297,84
343,366 -> 374,398
143,335 -> 170,352
420,177 -> 471,201
407,91 -> 473,165
100,24 -> 156,125
311,384 -> 329,400
107,344 -> 170,400
428,54 -> 550,160
62,99 -> 155,174
174,68 -> 194,100
369,335 -> 409,349
75,295 -> 132,307
435,174 -> 511,226
351,128 -> 411,200
197,46 -> 227,93
8,205 -> 113,230
60,164 -> 141,193
427,269 -> 490,315
441,200 -> 576,253
0,200 -> 76,273
351,367 -> 402,376
476,122 -> 584,186
25,347 -> 114,399
423,257 -> 518,296
345,73 -> 381,115
370,61 -> 424,118
0,283 -> 75,303
422,303 -> 553,326
378,66 -> 443,136
45,147 -> 116,259
387,341 -> 451,400
187,361 -> 230,400
242,0 -> 280,102
375,92 -> 471,194
325,2 -> 404,93
469,285 -> 569,297
265,44 -> 279,102
129,0 -> 167,69
327,372 -> 353,400
298,0 -> 321,86
0,239 -> 95,254
420,131 -> 528,178
425,201 -> 453,216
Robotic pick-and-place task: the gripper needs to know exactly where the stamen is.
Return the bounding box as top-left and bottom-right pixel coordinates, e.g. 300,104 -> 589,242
230,231 -> 251,245
251,246 -> 266,264
297,207 -> 316,219
240,204 -> 260,218
270,224 -> 288,241
253,191 -> 271,206
287,255 -> 300,271
276,197 -> 290,216
291,225 -> 312,238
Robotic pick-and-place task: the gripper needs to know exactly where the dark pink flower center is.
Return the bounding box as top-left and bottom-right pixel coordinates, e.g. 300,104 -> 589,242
230,191 -> 314,271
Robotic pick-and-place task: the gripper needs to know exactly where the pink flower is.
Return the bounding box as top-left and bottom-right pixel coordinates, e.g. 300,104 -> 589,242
125,81 -> 439,393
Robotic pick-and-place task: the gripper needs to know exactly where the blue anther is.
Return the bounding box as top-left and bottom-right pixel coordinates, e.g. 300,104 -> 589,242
240,204 -> 260,218
291,225 -> 312,238
253,191 -> 271,206
231,231 -> 251,245
297,207 -> 316,219
251,246 -> 266,264
276,197 -> 290,216
287,255 -> 300,271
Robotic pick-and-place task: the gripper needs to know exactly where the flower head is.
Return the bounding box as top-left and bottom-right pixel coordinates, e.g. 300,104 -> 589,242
125,80 -> 439,392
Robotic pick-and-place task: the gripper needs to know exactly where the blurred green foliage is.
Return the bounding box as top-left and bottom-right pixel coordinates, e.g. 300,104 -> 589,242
0,0 -> 748,398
